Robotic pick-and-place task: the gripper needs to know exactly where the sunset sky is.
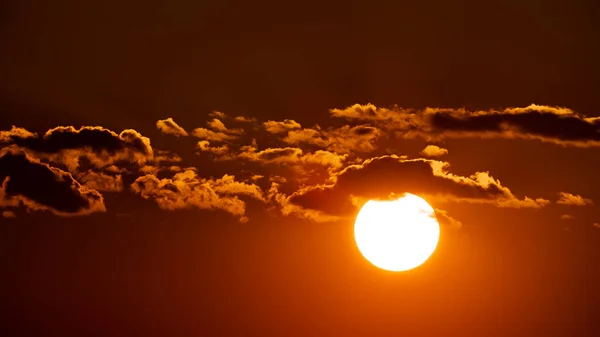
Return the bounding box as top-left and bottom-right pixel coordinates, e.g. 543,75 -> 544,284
1,1 -> 599,336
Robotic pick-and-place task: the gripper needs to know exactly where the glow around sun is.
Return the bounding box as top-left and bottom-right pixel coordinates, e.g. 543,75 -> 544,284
354,193 -> 440,272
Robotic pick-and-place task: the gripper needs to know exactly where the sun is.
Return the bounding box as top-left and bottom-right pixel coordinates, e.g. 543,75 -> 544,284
354,193 -> 440,272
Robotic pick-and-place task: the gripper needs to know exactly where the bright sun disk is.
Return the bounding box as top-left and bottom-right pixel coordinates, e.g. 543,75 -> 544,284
354,193 -> 440,272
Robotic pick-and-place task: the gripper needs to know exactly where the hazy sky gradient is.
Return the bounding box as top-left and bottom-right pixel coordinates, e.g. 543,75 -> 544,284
1,1 -> 599,336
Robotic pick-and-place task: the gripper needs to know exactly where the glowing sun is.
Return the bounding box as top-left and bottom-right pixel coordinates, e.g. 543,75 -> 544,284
354,193 -> 440,272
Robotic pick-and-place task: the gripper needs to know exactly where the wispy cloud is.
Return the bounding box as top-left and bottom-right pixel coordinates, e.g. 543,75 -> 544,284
556,192 -> 593,206
157,118 -> 189,137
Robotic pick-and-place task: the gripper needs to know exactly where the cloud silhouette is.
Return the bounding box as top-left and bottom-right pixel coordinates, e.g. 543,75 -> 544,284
272,155 -> 549,222
1,125 -> 154,171
0,150 -> 106,216
331,103 -> 600,147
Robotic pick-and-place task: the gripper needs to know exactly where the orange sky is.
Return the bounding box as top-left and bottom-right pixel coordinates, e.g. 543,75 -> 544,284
1,1 -> 599,336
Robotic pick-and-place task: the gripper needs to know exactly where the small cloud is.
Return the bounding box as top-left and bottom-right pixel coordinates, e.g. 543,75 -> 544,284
264,119 -> 302,134
156,118 -> 188,137
556,192 -> 593,206
192,119 -> 244,143
234,116 -> 257,123
207,119 -> 228,132
593,223 -> 600,229
560,214 -> 575,220
434,208 -> 463,229
209,111 -> 227,119
197,141 -> 231,157
283,125 -> 382,153
420,145 -> 448,157
192,128 -> 239,142
236,146 -> 348,172
2,210 -> 16,218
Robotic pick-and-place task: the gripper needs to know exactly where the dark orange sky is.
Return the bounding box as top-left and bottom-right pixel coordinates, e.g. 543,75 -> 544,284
1,1 -> 599,336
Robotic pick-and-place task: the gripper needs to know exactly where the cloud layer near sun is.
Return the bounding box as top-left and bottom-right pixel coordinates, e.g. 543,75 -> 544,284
1,104 -> 596,226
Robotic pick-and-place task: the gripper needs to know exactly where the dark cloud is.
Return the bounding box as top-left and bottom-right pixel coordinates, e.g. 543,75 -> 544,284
8,126 -> 152,155
428,106 -> 600,146
0,150 -> 106,216
0,125 -> 154,171
331,104 -> 600,147
279,155 -> 548,221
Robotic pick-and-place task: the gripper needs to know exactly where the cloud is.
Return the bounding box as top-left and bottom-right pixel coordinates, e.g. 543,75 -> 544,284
560,214 -> 575,220
0,126 -> 37,143
420,145 -> 448,157
197,139 -> 348,177
192,119 -> 244,143
2,210 -> 16,218
192,128 -> 239,142
16,126 -> 152,156
76,171 -> 124,192
330,103 -> 600,147
209,111 -> 227,119
283,125 -> 382,153
556,192 -> 593,206
0,125 -> 154,171
593,223 -> 600,229
237,146 -> 347,170
0,150 -> 106,216
130,170 -> 264,222
4,103 -> 591,223
234,116 -> 258,123
267,182 -> 347,223
156,118 -> 189,137
264,119 -> 302,134
434,208 -> 463,229
197,141 -> 231,156
207,119 -> 229,132
277,155 -> 548,220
